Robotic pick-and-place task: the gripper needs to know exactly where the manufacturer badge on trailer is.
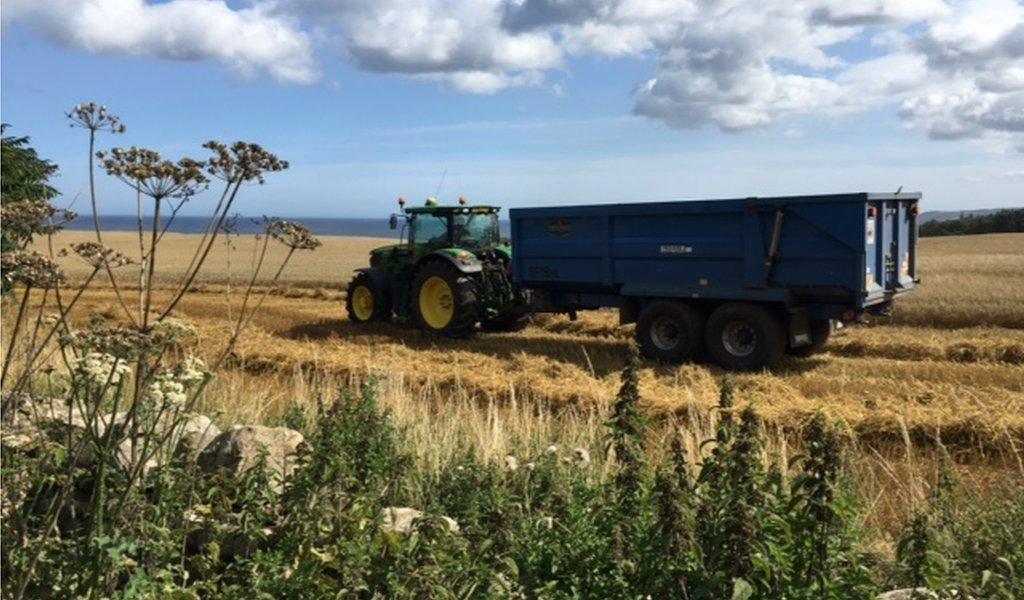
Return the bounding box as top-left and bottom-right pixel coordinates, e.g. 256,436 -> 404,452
660,245 -> 693,254
547,218 -> 572,237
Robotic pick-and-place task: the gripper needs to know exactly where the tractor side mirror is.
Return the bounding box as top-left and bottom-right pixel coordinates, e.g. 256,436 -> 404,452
389,214 -> 399,230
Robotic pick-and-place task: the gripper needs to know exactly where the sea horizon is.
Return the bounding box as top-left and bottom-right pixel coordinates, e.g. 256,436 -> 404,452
66,214 -> 513,238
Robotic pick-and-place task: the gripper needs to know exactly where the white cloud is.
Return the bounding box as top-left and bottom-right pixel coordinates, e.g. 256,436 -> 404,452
3,0 -> 317,83
277,0 -> 561,93
6,0 -> 1024,150
628,0 -> 1024,149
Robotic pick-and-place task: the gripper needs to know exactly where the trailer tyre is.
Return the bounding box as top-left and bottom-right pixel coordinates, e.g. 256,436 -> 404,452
636,300 -> 705,363
346,271 -> 390,324
787,319 -> 833,357
413,261 -> 478,338
705,303 -> 786,369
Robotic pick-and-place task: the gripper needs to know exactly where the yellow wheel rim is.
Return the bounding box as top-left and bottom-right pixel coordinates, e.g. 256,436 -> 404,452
351,285 -> 374,321
419,276 -> 454,329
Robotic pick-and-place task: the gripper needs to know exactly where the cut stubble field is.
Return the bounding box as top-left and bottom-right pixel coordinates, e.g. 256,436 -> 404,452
43,231 -> 1024,453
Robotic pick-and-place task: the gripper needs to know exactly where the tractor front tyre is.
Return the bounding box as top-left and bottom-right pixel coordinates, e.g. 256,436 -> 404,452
346,272 -> 390,324
787,319 -> 833,357
412,262 -> 478,338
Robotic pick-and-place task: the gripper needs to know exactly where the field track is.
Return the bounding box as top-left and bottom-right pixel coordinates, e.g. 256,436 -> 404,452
44,231 -> 1024,452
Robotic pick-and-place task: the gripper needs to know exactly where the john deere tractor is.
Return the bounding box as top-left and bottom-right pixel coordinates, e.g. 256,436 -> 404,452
346,197 -> 529,337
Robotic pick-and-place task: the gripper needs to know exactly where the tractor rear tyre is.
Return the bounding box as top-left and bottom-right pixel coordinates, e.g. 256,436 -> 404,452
705,303 -> 786,370
635,300 -> 705,363
346,272 -> 390,324
787,319 -> 832,357
412,261 -> 478,338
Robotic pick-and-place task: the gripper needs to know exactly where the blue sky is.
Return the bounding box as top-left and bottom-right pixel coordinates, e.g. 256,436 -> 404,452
3,0 -> 1023,218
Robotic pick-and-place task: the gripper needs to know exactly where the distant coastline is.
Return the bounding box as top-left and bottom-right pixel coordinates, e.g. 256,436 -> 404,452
67,215 -> 512,239
67,215 -> 404,239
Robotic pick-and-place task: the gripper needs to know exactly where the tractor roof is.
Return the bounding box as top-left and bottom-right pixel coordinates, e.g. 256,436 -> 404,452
404,205 -> 501,215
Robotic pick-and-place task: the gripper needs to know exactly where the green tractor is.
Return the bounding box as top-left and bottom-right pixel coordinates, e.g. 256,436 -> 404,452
346,197 -> 529,337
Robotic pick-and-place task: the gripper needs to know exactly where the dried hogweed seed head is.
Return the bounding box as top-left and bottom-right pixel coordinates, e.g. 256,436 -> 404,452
69,326 -> 154,359
266,219 -> 322,250
99,146 -> 208,199
1,251 -> 65,288
66,101 -> 126,133
1,202 -> 76,243
203,140 -> 288,184
60,242 -> 133,269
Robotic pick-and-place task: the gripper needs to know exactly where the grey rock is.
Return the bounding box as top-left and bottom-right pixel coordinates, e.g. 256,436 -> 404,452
197,425 -> 305,487
381,506 -> 459,534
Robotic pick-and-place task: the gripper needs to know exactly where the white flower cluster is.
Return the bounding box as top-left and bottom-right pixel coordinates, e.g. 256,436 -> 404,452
144,356 -> 209,409
72,352 -> 131,386
145,377 -> 187,408
176,355 -> 208,384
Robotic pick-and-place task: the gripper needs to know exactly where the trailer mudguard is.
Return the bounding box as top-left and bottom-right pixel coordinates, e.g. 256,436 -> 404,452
419,249 -> 484,274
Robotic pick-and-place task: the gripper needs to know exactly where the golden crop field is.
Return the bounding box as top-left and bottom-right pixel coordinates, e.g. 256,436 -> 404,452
41,230 -> 1024,453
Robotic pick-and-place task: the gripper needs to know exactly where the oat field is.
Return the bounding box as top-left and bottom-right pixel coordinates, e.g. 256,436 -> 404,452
43,231 -> 1024,452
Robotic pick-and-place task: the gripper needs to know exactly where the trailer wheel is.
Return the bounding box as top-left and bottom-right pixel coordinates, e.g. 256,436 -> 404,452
346,271 -> 390,324
412,261 -> 479,338
787,319 -> 833,357
635,300 -> 705,363
705,303 -> 785,369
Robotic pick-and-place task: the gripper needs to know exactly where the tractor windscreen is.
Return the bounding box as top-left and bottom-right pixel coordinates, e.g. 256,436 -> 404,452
453,212 -> 499,248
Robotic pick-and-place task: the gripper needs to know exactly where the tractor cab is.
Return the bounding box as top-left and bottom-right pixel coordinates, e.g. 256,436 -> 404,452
348,196 -> 526,337
394,197 -> 502,253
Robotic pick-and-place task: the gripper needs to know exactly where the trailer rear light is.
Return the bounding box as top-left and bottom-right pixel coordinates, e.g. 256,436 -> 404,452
867,206 -> 877,218
910,203 -> 919,215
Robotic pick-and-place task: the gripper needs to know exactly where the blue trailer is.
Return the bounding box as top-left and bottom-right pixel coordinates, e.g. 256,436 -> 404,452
509,192 -> 921,369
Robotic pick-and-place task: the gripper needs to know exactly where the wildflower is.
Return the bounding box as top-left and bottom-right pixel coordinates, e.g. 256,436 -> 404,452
524,462 -> 536,471
573,447 -> 591,465
72,352 -> 131,386
540,516 -> 554,529
545,444 -> 559,455
175,355 -> 209,385
504,455 -> 519,471
1,251 -> 65,288
145,377 -> 187,408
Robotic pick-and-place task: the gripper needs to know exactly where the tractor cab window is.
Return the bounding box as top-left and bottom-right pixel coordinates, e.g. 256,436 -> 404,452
411,214 -> 449,246
453,212 -> 499,248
